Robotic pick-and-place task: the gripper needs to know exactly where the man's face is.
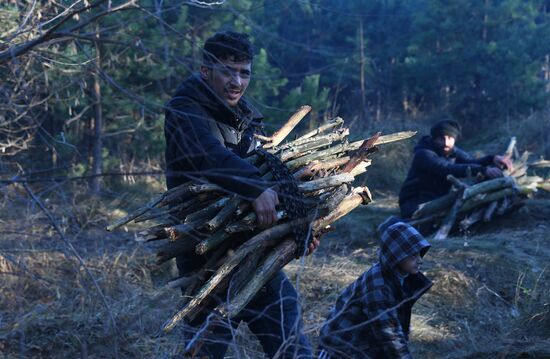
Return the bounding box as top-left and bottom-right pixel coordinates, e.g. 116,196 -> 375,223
433,135 -> 456,155
397,253 -> 423,275
201,57 -> 251,107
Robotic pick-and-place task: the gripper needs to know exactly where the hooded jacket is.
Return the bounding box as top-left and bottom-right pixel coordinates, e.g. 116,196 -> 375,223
398,135 -> 494,218
164,74 -> 267,199
318,223 -> 432,359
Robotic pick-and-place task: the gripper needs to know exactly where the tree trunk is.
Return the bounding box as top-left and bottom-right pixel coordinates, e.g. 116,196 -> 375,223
91,30 -> 103,194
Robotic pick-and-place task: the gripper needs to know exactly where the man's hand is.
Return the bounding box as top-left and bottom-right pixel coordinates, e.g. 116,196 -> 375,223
494,155 -> 513,171
484,166 -> 504,179
306,236 -> 320,256
252,188 -> 279,228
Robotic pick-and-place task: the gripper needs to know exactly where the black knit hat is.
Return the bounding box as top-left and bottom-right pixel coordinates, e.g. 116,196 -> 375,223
430,119 -> 461,139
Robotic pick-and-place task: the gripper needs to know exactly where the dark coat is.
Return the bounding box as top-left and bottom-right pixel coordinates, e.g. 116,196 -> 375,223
164,74 -> 267,200
318,223 -> 432,359
398,135 -> 494,218
164,74 -> 267,275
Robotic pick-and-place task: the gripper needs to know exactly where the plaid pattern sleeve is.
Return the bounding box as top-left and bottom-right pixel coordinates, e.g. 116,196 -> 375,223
319,265 -> 412,359
362,284 -> 413,359
319,222 -> 430,359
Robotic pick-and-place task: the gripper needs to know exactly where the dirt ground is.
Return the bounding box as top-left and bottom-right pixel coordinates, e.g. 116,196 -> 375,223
0,184 -> 549,358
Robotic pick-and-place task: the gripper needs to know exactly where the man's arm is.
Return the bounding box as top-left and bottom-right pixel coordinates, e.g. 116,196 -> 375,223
455,148 -> 512,177
165,99 -> 267,200
165,99 -> 279,226
414,149 -> 485,178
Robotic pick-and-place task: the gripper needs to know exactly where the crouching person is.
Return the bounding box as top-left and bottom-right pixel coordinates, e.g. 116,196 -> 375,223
318,222 -> 432,359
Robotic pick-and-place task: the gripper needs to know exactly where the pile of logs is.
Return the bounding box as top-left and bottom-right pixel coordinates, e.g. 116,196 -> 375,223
106,105 -> 416,333
409,137 -> 550,240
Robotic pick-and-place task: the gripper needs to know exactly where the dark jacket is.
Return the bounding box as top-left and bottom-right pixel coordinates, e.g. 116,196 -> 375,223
398,135 -> 494,218
164,74 -> 267,199
318,223 -> 432,359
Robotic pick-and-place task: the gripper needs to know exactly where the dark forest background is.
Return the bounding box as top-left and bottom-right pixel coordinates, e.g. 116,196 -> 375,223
2,0 -> 550,192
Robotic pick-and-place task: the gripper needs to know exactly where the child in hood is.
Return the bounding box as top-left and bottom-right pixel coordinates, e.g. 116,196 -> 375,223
318,222 -> 432,359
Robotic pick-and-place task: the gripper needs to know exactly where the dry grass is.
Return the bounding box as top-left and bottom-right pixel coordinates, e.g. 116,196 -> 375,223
1,180 -> 549,358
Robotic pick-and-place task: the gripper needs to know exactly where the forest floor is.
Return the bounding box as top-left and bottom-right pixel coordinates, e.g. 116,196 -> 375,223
0,181 -> 549,358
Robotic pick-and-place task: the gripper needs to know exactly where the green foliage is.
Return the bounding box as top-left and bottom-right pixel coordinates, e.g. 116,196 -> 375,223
281,74 -> 330,127
6,0 -> 550,185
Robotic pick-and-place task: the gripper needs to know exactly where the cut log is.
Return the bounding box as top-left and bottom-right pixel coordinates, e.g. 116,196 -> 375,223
505,137 -> 516,158
412,192 -> 459,219
341,132 -> 380,173
459,208 -> 485,231
224,210 -> 286,235
195,230 -> 231,255
286,117 -> 344,144
462,177 -> 515,201
217,239 -> 296,318
279,129 -> 349,161
165,223 -> 200,242
483,201 -> 499,222
433,188 -> 465,240
203,196 -> 242,233
298,173 -> 355,192
184,197 -> 229,224
312,187 -> 372,233
259,106 -> 312,148
496,196 -> 511,216
161,217 -> 312,332
293,157 -> 350,180
157,236 -> 202,263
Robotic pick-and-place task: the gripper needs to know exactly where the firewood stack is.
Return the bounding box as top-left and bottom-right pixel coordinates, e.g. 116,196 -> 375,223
106,105 -> 416,333
409,137 -> 550,240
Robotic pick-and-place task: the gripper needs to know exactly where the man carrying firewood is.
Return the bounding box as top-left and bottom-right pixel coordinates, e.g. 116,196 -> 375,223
398,119 -> 512,219
164,31 -> 313,358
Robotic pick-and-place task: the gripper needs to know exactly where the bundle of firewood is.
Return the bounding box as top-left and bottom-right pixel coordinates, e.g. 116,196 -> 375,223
106,105 -> 415,333
409,137 -> 550,240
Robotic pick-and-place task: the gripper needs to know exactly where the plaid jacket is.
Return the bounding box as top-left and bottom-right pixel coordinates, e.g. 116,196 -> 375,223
318,222 -> 432,359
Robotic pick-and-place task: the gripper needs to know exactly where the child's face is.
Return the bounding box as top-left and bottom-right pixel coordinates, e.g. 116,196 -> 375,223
397,253 -> 423,275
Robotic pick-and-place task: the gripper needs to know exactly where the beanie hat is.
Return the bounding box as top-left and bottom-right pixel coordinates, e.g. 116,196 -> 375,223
430,119 -> 461,139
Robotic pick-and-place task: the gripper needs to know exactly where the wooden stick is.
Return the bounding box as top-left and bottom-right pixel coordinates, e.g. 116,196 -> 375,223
459,208 -> 484,231
292,157 -> 350,180
496,196 -> 511,216
184,197 -> 229,224
298,173 -> 355,193
161,217 -> 312,332
224,210 -> 286,235
462,177 -> 515,201
136,222 -> 172,242
159,183 -> 221,208
433,188 -> 465,240
286,131 -> 416,170
165,223 -> 200,242
347,131 -> 417,150
312,187 -> 372,233
483,201 -> 499,222
412,191 -> 458,219
195,230 -> 230,255
288,117 -> 344,143
342,132 -> 380,173
203,196 -> 242,233
217,239 -> 296,318
505,137 -> 516,158
279,129 -> 349,161
459,188 -> 515,213
157,236 -> 202,264
105,181 -> 190,231
348,160 -> 372,177
260,106 -> 312,148
183,241 -> 232,300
